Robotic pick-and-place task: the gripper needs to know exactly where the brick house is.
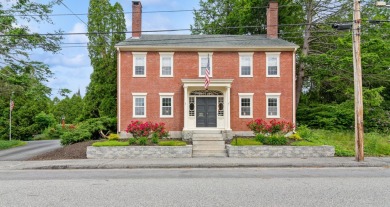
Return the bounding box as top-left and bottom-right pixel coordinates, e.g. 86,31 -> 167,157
116,1 -> 298,141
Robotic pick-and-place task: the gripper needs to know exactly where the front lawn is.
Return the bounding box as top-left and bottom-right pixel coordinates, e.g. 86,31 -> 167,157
0,140 -> 26,150
230,138 -> 262,146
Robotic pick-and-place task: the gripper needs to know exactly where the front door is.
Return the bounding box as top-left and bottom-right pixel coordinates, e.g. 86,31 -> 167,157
196,97 -> 217,127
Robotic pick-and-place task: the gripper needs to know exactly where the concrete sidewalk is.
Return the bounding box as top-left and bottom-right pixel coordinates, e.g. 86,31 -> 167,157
1,157 -> 390,170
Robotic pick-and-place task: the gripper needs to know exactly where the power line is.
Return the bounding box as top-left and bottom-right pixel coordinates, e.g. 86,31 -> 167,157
58,0 -> 88,26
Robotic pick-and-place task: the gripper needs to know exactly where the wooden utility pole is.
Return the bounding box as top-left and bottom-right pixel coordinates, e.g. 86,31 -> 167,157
352,0 -> 364,161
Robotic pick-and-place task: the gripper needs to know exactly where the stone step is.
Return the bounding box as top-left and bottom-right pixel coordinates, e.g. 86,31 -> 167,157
193,140 -> 225,146
193,144 -> 226,151
192,150 -> 227,157
192,134 -> 224,141
192,130 -> 222,134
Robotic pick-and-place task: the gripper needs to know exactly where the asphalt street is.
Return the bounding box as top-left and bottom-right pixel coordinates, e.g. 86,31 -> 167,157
1,167 -> 389,207
0,140 -> 61,161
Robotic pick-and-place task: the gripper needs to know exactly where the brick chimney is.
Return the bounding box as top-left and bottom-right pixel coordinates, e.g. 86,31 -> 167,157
132,1 -> 142,38
267,1 -> 278,39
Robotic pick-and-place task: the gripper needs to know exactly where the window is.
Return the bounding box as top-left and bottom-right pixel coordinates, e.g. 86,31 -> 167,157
266,93 -> 281,118
189,97 -> 195,116
160,52 -> 174,77
159,93 -> 174,118
266,52 -> 280,77
239,93 -> 254,118
198,52 -> 213,77
132,93 -> 147,118
239,52 -> 253,77
133,52 -> 147,77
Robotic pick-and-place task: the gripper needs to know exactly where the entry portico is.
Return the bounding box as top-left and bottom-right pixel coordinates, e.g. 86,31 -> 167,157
182,79 -> 233,140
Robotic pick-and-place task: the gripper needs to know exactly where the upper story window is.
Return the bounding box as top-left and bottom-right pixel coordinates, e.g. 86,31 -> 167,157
132,93 -> 147,118
266,93 -> 281,118
159,52 -> 174,77
239,52 -> 253,77
266,52 -> 280,77
238,93 -> 254,118
133,52 -> 147,77
199,52 -> 213,77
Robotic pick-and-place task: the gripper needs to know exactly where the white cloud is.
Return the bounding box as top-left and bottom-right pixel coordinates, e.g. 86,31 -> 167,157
67,22 -> 88,43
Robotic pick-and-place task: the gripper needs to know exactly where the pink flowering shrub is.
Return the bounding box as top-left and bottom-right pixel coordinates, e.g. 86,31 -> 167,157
247,119 -> 294,135
126,120 -> 169,139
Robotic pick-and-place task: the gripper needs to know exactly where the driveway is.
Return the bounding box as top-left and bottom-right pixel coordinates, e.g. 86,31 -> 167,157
0,140 -> 61,161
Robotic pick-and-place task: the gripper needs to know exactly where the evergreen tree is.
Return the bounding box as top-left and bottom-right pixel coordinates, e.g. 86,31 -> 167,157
83,0 -> 126,119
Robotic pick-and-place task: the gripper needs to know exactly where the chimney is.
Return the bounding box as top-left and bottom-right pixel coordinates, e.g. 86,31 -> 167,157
267,1 -> 278,39
132,1 -> 142,38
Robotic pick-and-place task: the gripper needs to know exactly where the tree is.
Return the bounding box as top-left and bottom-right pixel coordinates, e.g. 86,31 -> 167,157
0,0 -> 62,140
83,0 -> 126,119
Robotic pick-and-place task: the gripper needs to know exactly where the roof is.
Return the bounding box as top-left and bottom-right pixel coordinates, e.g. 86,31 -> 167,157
116,34 -> 299,51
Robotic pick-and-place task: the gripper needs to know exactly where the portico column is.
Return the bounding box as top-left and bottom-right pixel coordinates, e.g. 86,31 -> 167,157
183,86 -> 188,130
226,86 -> 231,130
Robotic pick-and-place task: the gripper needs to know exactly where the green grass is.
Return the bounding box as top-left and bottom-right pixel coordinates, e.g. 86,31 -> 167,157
158,140 -> 187,146
291,141 -> 323,146
0,140 -> 27,150
92,140 -> 129,147
296,129 -> 390,157
231,138 -> 262,146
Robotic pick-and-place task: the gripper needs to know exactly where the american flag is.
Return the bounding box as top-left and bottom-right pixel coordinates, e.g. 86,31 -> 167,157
204,54 -> 210,90
10,100 -> 14,111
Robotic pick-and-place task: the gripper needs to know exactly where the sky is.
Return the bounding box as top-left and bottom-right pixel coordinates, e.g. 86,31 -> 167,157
26,0 -> 200,98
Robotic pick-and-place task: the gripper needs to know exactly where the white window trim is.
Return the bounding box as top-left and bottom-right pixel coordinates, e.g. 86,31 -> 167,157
239,52 -> 254,77
159,52 -> 174,77
266,93 -> 281,118
133,52 -> 147,77
198,52 -> 213,77
159,93 -> 174,118
238,93 -> 254,118
132,93 -> 147,118
266,52 -> 281,78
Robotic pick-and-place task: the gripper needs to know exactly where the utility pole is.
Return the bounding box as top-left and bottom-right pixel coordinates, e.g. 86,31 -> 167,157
352,0 -> 364,161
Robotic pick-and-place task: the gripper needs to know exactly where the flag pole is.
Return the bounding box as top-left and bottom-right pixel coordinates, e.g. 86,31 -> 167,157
9,98 -> 12,141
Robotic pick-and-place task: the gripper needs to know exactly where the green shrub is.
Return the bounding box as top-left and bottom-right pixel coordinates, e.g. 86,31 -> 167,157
107,133 -> 119,141
254,133 -> 267,143
261,135 -> 287,145
158,140 -> 187,146
296,125 -> 312,140
151,133 -> 159,144
138,137 -> 148,145
32,134 -> 50,140
291,141 -> 322,146
288,133 -> 302,141
129,138 -> 137,145
60,129 -> 91,145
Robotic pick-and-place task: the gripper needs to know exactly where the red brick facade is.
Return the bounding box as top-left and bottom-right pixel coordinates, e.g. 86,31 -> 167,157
118,50 -> 295,132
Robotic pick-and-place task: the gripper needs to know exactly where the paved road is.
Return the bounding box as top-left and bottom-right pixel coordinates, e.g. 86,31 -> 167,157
0,167 -> 389,206
0,140 -> 61,161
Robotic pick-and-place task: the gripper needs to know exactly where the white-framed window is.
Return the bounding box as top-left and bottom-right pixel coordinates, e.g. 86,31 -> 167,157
239,52 -> 253,77
159,93 -> 174,118
159,52 -> 174,77
239,93 -> 254,118
266,52 -> 280,77
198,52 -> 213,77
132,93 -> 147,118
266,93 -> 281,118
133,52 -> 147,77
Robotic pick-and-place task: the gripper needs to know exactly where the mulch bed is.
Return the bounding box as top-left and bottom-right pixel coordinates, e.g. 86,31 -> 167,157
28,140 -> 96,160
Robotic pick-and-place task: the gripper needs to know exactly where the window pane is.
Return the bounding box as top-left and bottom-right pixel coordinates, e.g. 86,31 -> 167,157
135,57 -> 144,66
241,98 -> 251,116
241,66 -> 251,75
162,67 -> 171,75
268,98 -> 278,116
135,107 -> 144,116
162,98 -> 171,106
200,56 -> 211,76
241,56 -> 250,66
135,98 -> 144,106
162,107 -> 171,115
135,66 -> 144,75
268,66 -> 278,75
268,57 -> 277,66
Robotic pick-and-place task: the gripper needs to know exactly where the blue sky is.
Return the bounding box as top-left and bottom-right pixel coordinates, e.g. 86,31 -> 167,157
27,0 -> 200,98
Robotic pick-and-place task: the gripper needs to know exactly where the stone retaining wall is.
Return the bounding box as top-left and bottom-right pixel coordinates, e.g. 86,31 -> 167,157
87,146 -> 193,159
226,145 -> 335,158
